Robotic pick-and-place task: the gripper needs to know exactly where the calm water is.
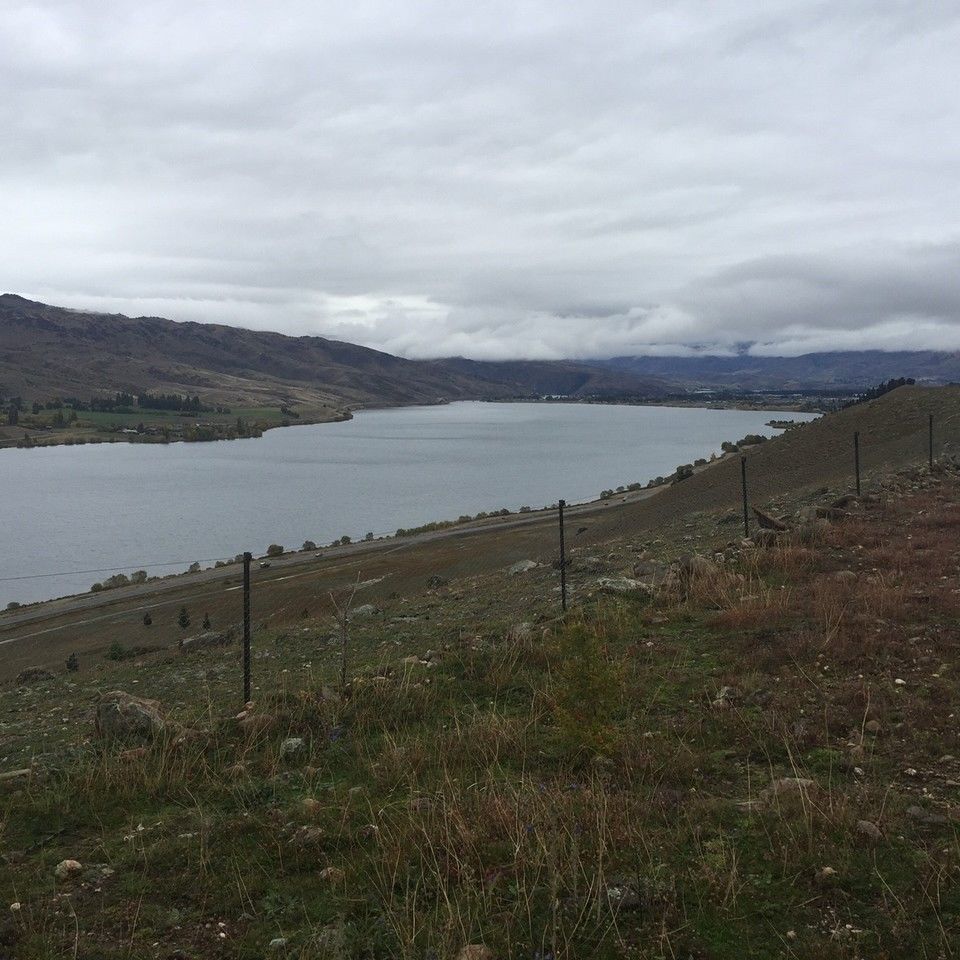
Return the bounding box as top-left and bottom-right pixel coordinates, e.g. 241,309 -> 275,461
0,402 -> 816,606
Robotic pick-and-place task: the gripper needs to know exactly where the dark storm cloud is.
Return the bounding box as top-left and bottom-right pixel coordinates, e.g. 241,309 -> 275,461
1,1 -> 958,358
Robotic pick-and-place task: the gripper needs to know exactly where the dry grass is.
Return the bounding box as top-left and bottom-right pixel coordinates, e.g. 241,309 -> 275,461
3,463 -> 960,957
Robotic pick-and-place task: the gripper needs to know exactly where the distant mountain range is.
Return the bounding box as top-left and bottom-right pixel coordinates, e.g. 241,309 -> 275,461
2,295 -> 958,409
594,351 -> 960,391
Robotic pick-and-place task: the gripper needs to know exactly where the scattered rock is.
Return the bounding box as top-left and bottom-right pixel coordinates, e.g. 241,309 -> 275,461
280,737 -> 305,759
178,631 -> 230,653
595,576 -> 651,594
95,691 -> 165,744
762,777 -> 818,802
907,805 -> 950,827
507,560 -> 538,576
457,947 -> 495,960
54,859 -> 82,881
711,685 -> 739,710
0,769 -> 32,786
753,507 -> 789,531
426,575 -> 448,589
319,865 -> 345,883
349,604 -> 378,619
864,719 -> 882,735
834,570 -> 857,583
290,826 -> 324,848
505,623 -> 532,642
606,881 -> 641,911
16,667 -> 54,685
752,529 -> 780,548
856,819 -> 883,843
268,938 -> 288,951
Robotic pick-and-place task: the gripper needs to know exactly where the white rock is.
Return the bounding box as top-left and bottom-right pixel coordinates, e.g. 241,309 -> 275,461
54,859 -> 82,881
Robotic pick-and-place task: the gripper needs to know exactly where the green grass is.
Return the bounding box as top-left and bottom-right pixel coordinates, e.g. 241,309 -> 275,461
2,468 -> 960,957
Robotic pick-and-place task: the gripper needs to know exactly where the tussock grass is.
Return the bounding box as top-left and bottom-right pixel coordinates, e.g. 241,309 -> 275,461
4,471 -> 960,957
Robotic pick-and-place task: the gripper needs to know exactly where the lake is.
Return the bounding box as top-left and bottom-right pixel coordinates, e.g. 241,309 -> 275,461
0,401 -> 817,606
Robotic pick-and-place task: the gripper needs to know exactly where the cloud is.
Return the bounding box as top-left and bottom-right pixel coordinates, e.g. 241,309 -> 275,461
2,1 -> 959,358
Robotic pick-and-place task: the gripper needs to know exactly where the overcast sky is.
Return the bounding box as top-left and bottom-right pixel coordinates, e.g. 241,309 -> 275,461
2,1 -> 959,359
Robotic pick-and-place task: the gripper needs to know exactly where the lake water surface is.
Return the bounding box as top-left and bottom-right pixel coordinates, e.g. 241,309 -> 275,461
0,402 -> 817,606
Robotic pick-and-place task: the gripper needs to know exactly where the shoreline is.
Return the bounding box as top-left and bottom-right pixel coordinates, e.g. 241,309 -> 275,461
0,394 -> 822,454
0,408 -> 813,615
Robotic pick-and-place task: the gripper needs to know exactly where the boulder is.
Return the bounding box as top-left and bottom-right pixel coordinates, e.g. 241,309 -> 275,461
753,507 -> 789,531
95,691 -> 165,744
595,576 -> 652,595
54,859 -> 83,881
507,560 -> 538,576
856,819 -> 883,843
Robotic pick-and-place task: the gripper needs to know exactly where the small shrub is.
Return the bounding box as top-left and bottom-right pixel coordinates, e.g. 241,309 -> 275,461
143,612 -> 152,627
202,613 -> 211,630
65,653 -> 79,672
550,624 -> 624,757
177,606 -> 190,631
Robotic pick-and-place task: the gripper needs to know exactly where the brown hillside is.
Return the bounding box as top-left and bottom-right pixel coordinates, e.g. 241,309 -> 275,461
0,295 -> 670,408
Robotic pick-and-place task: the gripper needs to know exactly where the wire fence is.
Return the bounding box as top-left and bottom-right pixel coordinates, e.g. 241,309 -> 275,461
0,409 -> 950,702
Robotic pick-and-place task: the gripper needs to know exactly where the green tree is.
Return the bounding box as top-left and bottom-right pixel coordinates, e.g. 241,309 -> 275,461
177,607 -> 190,631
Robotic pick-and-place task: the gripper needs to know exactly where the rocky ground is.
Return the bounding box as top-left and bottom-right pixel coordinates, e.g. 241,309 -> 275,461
1,458 -> 960,957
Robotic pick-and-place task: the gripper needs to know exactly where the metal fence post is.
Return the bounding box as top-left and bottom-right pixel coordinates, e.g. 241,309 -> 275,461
242,551 -> 252,704
854,431 -> 861,496
558,499 -> 567,612
929,413 -> 934,469
740,456 -> 749,539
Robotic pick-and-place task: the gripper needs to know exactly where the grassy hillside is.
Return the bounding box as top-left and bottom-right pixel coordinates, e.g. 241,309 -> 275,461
1,388 -> 960,956
1,452 -> 959,957
0,295 -> 669,411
